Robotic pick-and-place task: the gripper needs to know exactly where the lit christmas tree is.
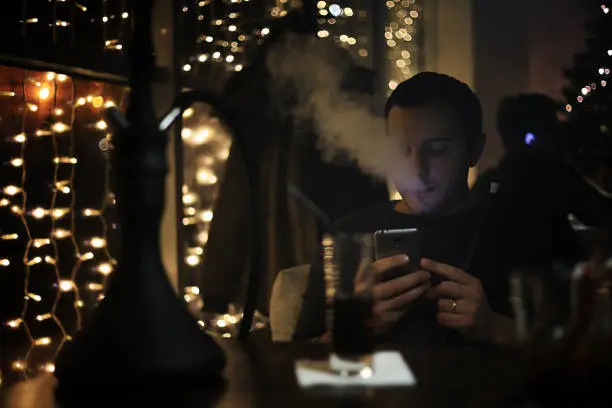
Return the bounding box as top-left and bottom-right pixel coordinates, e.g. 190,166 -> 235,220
562,2 -> 612,166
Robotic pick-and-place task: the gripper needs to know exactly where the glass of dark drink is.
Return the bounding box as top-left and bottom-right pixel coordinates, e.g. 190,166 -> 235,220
322,233 -> 375,377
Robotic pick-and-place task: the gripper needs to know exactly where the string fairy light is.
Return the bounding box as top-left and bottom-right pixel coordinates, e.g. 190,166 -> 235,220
18,0 -> 131,52
182,0 -> 256,75
181,0 -> 377,83
178,104 -> 270,336
184,0 -> 342,77
315,1 -> 372,66
180,109 -> 231,267
385,0 -> 421,92
199,304 -> 269,339
564,3 -> 611,114
178,105 -> 231,316
0,66 -> 123,381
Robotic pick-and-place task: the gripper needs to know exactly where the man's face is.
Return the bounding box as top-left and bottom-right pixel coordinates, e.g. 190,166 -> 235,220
387,105 -> 477,214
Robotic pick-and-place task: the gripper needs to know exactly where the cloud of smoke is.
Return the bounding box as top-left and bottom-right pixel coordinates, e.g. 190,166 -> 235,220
266,34 -> 406,181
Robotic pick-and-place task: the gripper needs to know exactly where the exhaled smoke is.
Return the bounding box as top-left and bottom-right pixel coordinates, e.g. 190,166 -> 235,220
266,34 -> 406,180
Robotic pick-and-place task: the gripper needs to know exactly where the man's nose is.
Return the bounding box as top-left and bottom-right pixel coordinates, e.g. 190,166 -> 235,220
406,146 -> 429,177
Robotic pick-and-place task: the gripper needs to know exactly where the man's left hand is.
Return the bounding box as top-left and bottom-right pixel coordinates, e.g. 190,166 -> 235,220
421,258 -> 493,341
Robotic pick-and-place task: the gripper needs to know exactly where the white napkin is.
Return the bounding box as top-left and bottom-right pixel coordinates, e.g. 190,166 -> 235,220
295,351 -> 416,388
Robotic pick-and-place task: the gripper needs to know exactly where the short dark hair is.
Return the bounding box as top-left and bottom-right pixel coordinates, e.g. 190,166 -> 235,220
496,93 -> 559,148
384,72 -> 483,138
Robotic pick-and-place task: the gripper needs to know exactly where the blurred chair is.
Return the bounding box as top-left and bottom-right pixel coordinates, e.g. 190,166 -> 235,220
269,265 -> 311,342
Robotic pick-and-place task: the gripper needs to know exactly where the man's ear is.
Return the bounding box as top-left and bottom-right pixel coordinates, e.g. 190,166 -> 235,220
468,132 -> 486,167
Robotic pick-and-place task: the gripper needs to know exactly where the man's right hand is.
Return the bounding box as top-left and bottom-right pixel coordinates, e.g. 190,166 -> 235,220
356,254 -> 431,331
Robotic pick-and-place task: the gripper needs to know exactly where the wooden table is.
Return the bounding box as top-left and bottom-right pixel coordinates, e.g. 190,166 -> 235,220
1,339 -> 527,408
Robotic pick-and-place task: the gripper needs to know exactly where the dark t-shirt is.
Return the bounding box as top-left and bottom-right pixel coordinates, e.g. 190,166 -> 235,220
293,185 -> 586,345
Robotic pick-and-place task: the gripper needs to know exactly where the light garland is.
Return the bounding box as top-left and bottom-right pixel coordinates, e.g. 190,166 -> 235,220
197,303 -> 268,338
315,1 -> 371,66
182,1 -> 373,79
270,3 -> 288,18
0,66 -> 123,381
17,0 -> 130,52
180,105 -> 252,334
182,0 -> 256,75
179,106 -> 231,275
385,0 -> 421,92
564,3 -> 611,114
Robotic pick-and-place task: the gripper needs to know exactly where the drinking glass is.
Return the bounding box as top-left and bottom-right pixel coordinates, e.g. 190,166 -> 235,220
322,233 -> 376,377
509,266 -> 570,344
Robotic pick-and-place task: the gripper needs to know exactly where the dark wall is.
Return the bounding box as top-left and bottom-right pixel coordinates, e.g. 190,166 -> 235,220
473,0 -> 531,170
527,0 -> 589,98
473,0 -> 589,170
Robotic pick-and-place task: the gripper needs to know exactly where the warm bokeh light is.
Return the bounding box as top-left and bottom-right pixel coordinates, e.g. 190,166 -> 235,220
385,1 -> 421,91
178,103 -> 232,308
0,67 -> 123,379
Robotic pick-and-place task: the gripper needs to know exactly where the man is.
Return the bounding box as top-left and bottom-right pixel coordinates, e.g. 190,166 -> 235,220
496,93 -> 561,154
475,93 -> 612,248
293,73 -> 584,346
474,93 -> 563,196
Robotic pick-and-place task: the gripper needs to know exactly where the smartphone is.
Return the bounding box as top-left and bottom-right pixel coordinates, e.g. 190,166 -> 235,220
373,228 -> 421,281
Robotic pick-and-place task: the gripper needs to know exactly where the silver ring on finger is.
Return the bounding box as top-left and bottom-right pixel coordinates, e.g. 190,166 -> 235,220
449,299 -> 457,314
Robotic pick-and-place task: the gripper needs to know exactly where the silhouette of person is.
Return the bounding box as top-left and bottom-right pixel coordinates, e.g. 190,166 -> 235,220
474,93 -> 611,255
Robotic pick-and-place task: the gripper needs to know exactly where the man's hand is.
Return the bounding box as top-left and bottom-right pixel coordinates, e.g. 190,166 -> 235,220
421,258 -> 494,341
356,254 -> 430,332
